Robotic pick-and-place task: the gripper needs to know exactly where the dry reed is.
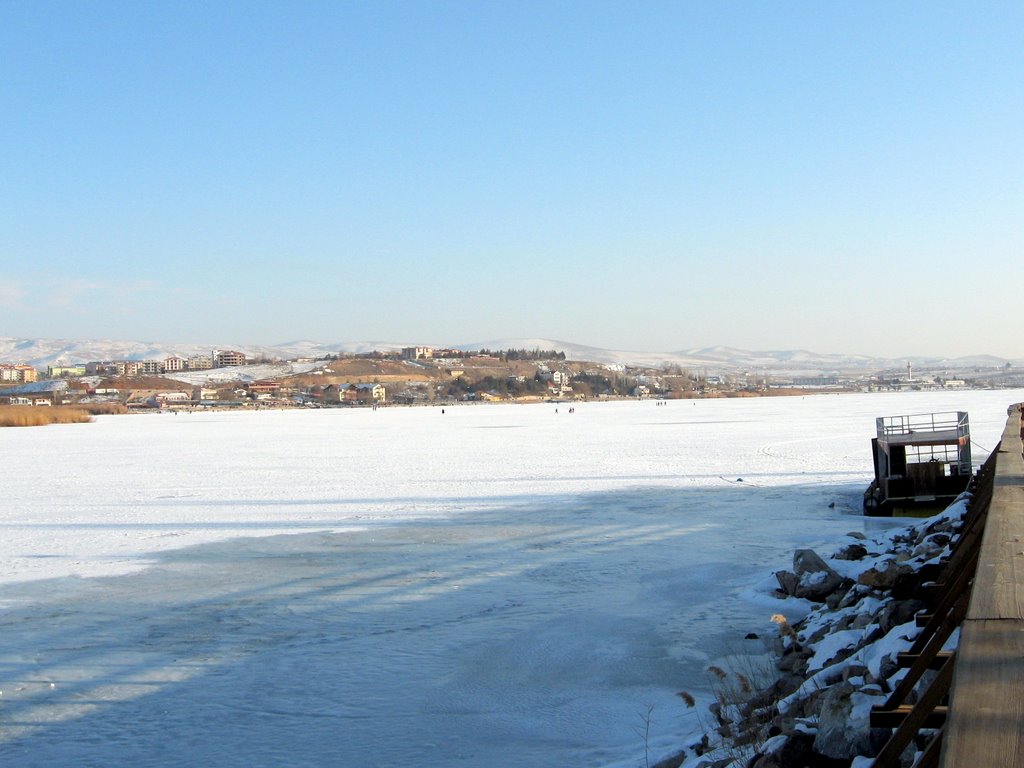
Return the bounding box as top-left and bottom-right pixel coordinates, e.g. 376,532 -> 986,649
76,403 -> 127,415
0,406 -> 94,427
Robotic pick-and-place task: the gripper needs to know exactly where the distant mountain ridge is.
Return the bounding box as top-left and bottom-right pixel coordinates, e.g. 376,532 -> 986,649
461,338 -> 1016,372
2,335 -> 1016,374
0,337 -> 405,369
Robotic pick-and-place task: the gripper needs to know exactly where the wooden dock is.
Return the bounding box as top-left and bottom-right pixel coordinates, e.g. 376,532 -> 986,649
870,403 -> 1024,767
940,403 -> 1024,767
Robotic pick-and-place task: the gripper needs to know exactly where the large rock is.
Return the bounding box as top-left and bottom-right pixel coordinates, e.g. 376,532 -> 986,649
775,569 -> 800,596
825,585 -> 851,610
792,549 -> 845,601
793,549 -> 831,575
876,599 -> 927,633
778,645 -> 812,672
837,583 -> 873,610
834,542 -> 868,561
749,732 -> 816,768
749,731 -> 847,768
650,750 -> 686,768
913,532 -> 951,560
857,559 -> 917,591
813,682 -> 888,760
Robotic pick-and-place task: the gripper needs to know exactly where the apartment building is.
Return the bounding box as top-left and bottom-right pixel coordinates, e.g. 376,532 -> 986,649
402,347 -> 434,360
0,364 -> 39,383
213,350 -> 246,367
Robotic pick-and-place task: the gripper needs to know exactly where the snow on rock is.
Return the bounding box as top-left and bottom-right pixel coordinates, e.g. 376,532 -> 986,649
813,681 -> 888,759
676,494 -> 971,768
806,629 -> 866,673
775,548 -> 848,603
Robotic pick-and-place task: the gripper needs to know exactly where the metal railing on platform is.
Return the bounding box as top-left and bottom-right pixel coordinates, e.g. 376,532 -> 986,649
876,411 -> 970,439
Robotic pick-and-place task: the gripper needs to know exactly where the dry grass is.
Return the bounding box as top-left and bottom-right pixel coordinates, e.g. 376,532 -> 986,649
675,648 -> 780,765
75,403 -> 127,415
0,406 -> 94,427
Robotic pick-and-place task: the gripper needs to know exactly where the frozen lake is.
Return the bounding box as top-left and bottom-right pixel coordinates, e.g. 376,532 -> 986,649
1,390 -> 1021,766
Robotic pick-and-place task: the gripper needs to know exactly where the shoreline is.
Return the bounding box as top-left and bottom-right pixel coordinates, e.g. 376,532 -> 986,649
8,384 -> 1017,425
666,497 -> 971,768
89,386 -> 950,416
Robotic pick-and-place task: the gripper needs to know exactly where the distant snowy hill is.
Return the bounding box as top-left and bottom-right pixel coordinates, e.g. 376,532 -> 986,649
463,338 -> 845,370
0,337 -> 409,369
0,335 -> 1017,373
464,338 -> 1019,373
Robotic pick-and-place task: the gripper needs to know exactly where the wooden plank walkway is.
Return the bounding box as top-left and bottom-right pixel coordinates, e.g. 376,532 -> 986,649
940,403 -> 1024,768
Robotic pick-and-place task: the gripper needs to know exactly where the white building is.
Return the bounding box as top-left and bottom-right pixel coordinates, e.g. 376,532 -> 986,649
402,347 -> 434,360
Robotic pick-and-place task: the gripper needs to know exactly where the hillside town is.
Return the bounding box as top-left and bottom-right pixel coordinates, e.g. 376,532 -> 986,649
2,344 -> 1022,411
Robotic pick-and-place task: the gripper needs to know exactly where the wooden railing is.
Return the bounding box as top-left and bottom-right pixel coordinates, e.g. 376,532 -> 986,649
869,403 -> 1024,768
940,403 -> 1024,767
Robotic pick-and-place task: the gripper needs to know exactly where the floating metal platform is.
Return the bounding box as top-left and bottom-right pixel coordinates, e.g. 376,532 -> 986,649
864,411 -> 972,517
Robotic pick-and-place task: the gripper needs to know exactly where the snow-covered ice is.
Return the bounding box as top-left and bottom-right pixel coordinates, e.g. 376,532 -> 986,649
0,390 -> 1021,766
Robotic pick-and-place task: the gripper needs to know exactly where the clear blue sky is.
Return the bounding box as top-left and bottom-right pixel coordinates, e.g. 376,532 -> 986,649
2,1 -> 1021,358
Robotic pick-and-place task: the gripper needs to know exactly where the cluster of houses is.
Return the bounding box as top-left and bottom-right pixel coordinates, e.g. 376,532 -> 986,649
0,378 -> 387,409
0,350 -> 251,401
46,349 -> 248,378
0,379 -> 69,406
126,381 -> 386,409
537,368 -> 575,397
400,346 -> 469,360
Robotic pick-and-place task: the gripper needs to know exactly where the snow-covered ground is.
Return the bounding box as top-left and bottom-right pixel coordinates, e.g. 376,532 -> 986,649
1,390 -> 1021,767
161,360 -> 321,385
